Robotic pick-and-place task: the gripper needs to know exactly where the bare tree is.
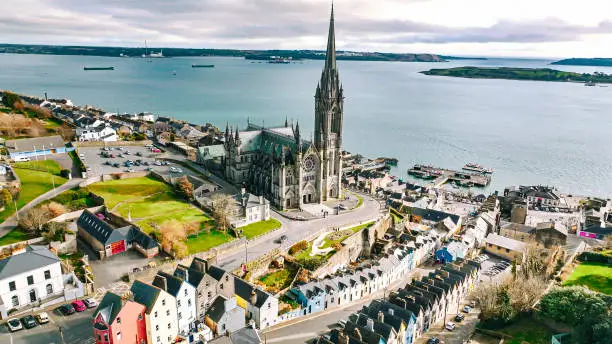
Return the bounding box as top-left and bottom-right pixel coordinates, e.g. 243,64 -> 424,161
43,202 -> 67,219
211,194 -> 238,233
18,207 -> 51,235
159,220 -> 186,255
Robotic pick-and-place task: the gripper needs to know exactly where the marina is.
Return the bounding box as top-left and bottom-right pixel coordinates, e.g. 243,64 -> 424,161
408,164 -> 492,188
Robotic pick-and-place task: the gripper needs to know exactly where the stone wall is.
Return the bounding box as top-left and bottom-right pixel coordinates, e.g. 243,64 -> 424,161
0,237 -> 45,252
49,233 -> 78,255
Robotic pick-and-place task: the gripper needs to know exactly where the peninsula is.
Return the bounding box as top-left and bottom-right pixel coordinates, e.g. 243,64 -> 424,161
551,58 -> 612,67
420,66 -> 612,83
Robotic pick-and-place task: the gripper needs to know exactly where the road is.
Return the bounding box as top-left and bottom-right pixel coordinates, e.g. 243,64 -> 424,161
1,307 -> 95,344
217,194 -> 382,271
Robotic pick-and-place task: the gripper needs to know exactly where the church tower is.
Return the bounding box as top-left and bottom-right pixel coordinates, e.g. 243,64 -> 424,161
314,4 -> 344,201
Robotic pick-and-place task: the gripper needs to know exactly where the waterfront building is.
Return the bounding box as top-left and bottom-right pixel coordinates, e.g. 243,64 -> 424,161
222,7 -> 344,210
92,292 -> 147,344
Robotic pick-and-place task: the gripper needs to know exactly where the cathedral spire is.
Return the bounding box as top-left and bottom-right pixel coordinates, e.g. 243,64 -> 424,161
285,116 -> 288,128
225,122 -> 229,141
325,3 -> 336,71
235,126 -> 240,141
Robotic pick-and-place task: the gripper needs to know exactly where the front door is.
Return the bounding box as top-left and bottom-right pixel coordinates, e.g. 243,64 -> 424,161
29,289 -> 36,303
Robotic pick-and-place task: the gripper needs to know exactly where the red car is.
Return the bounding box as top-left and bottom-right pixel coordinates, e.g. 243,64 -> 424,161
72,300 -> 86,312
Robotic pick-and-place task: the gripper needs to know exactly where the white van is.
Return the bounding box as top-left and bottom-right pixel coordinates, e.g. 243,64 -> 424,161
14,156 -> 30,162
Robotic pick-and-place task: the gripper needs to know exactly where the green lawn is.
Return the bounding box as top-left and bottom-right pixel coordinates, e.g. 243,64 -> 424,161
0,168 -> 67,223
0,229 -> 34,247
563,262 -> 612,295
14,160 -> 62,175
44,187 -> 98,211
239,218 -> 282,239
185,230 -> 234,254
259,268 -> 298,290
495,316 -> 555,344
87,177 -> 170,208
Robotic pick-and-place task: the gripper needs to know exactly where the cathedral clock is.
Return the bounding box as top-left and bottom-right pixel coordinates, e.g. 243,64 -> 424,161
303,155 -> 315,172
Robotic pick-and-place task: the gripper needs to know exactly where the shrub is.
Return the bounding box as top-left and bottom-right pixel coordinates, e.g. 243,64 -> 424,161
60,169 -> 71,178
289,240 -> 308,255
297,256 -> 325,271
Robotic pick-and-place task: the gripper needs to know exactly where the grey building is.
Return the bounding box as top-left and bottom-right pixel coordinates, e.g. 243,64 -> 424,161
205,295 -> 245,336
222,7 -> 344,210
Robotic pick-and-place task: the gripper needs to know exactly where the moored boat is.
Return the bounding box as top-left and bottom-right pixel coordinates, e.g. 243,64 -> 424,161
83,66 -> 114,71
192,64 -> 215,68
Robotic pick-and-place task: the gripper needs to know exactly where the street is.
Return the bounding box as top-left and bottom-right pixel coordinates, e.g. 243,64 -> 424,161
1,307 -> 95,344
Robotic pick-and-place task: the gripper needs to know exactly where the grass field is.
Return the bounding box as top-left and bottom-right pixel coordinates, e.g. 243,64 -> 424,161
14,160 -> 62,175
0,229 -> 33,247
494,316 -> 554,344
259,267 -> 298,291
0,167 -> 67,223
88,176 -> 229,253
239,218 -> 282,239
563,262 -> 612,295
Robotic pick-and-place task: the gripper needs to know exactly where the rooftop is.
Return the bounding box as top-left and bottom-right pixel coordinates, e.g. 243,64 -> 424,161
486,233 -> 526,252
5,135 -> 65,153
0,245 -> 61,281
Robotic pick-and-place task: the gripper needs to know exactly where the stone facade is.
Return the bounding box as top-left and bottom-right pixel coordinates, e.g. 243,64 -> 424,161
222,9 -> 343,210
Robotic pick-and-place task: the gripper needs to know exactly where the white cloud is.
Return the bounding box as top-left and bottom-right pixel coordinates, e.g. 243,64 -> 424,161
1,0 -> 612,57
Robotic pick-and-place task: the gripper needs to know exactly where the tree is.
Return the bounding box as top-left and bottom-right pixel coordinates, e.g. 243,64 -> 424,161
60,169 -> 71,179
175,176 -> 194,200
18,207 -> 51,234
1,92 -> 23,109
172,242 -> 189,259
43,221 -> 68,241
44,202 -> 67,218
1,188 -> 12,209
211,194 -> 237,233
159,220 -> 187,255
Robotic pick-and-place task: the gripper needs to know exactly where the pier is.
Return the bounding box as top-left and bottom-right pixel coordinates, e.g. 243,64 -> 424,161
408,164 -> 491,188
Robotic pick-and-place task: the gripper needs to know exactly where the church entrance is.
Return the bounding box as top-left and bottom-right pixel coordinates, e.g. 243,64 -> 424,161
303,194 -> 312,204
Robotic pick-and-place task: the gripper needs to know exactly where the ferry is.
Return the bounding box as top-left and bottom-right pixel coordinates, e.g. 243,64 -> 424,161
462,163 -> 494,174
192,64 -> 215,68
584,81 -> 596,86
83,66 -> 114,71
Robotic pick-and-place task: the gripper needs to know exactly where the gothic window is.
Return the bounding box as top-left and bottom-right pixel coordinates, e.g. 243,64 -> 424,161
303,155 -> 315,172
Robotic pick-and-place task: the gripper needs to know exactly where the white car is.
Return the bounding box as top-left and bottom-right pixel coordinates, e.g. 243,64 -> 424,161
7,318 -> 23,332
169,167 -> 178,172
445,322 -> 456,331
84,298 -> 98,308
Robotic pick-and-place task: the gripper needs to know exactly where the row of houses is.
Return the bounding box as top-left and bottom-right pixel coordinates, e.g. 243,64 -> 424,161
318,259 -> 481,344
93,257 -> 277,344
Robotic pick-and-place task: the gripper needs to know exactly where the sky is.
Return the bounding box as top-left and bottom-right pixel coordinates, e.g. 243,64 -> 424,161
1,0 -> 612,58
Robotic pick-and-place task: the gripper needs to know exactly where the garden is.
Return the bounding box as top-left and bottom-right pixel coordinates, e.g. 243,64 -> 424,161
563,262 -> 612,295
238,218 -> 282,239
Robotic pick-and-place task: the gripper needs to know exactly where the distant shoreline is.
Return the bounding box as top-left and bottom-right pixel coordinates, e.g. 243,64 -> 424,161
421,66 -> 612,84
551,58 -> 612,67
0,43 -> 486,63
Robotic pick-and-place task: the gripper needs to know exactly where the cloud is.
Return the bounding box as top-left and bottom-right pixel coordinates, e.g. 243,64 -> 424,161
1,0 -> 612,53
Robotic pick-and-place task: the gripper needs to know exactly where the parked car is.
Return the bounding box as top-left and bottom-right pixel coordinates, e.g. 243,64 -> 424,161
427,338 -> 441,344
21,315 -> 38,329
136,152 -> 143,156
84,298 -> 98,308
276,235 -> 288,243
463,305 -> 472,313
58,304 -> 75,316
445,322 -> 456,331
36,312 -> 50,324
455,313 -> 465,322
7,318 -> 23,332
113,163 -> 120,168
72,300 -> 86,312
338,204 -> 347,210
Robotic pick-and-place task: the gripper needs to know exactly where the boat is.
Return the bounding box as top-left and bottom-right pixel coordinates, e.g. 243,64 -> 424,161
462,163 -> 494,174
268,56 -> 292,64
585,81 -> 597,86
172,71 -> 177,76
83,67 -> 114,71
192,64 -> 215,68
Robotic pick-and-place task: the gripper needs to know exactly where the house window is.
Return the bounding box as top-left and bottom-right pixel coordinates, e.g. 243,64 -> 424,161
157,337 -> 160,343
506,249 -> 510,253
188,299 -> 192,307
184,289 -> 187,296
162,299 -> 166,306
178,300 -> 181,307
166,310 -> 170,316
156,325 -> 159,331
104,334 -> 109,342
268,302 -> 271,309
117,317 -> 121,324
220,284 -> 224,290
138,314 -> 143,321
154,311 -> 158,318
44,270 -> 51,280
27,275 -> 34,285
208,291 -> 212,298
116,331 -> 121,341
178,312 -> 182,320
46,284 -> 53,295
11,295 -> 19,307
8,281 -> 16,291
168,323 -> 171,329
205,282 -> 209,287
221,324 -> 225,332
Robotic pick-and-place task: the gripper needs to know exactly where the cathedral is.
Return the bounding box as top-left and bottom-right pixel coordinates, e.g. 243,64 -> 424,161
222,6 -> 344,210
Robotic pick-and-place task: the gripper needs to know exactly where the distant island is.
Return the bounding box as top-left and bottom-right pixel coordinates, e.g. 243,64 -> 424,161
551,58 -> 612,67
0,43 -> 454,63
420,66 -> 612,84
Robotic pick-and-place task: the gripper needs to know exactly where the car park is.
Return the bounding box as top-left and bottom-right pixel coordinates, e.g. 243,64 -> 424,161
36,312 -> 50,324
21,315 -> 38,329
445,322 -> 456,331
72,300 -> 87,312
7,318 -> 23,332
84,298 -> 98,308
59,303 -> 75,315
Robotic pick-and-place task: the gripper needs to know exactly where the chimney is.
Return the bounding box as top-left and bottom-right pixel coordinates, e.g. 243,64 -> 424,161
338,332 -> 349,344
388,308 -> 394,316
377,311 -> 384,323
250,290 -> 257,305
241,183 -> 246,195
406,295 -> 416,303
366,318 -> 375,332
192,258 -> 208,273
156,276 -> 168,291
259,195 -> 264,205
353,328 -> 362,342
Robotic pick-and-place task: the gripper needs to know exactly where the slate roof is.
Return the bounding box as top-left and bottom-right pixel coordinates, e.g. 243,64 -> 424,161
0,246 -> 60,280
174,264 -> 205,288
234,277 -> 271,308
127,228 -> 159,249
486,233 -> 526,252
94,292 -> 123,326
77,210 -> 127,246
153,271 -> 184,297
5,135 -> 65,153
230,326 -> 262,344
501,222 -> 535,234
130,280 -> 162,314
206,295 -> 229,323
408,207 -> 460,225
197,145 -> 226,160
208,265 -> 227,282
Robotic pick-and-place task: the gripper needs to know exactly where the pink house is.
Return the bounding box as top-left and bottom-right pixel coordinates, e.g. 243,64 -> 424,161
93,292 -> 147,344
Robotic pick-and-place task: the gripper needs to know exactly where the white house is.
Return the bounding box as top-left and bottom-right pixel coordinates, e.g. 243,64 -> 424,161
131,280 -> 179,344
231,188 -> 271,229
76,123 -> 119,142
0,246 -> 64,319
234,278 -> 278,330
152,272 -> 197,335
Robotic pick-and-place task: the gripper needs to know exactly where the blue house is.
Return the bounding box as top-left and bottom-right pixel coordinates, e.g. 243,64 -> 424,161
289,282 -> 326,315
435,241 -> 468,264
5,136 -> 67,159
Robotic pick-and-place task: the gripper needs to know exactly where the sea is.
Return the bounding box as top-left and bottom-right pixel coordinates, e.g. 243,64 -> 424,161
1,53 -> 612,197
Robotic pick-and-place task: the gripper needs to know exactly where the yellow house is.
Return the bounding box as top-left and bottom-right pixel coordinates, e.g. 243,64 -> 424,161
484,233 -> 525,261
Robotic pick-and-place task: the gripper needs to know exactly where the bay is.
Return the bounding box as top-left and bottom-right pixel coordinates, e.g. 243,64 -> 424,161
1,53 -> 611,196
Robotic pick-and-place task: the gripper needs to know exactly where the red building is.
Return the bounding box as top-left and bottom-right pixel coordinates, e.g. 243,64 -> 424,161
93,292 -> 148,344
